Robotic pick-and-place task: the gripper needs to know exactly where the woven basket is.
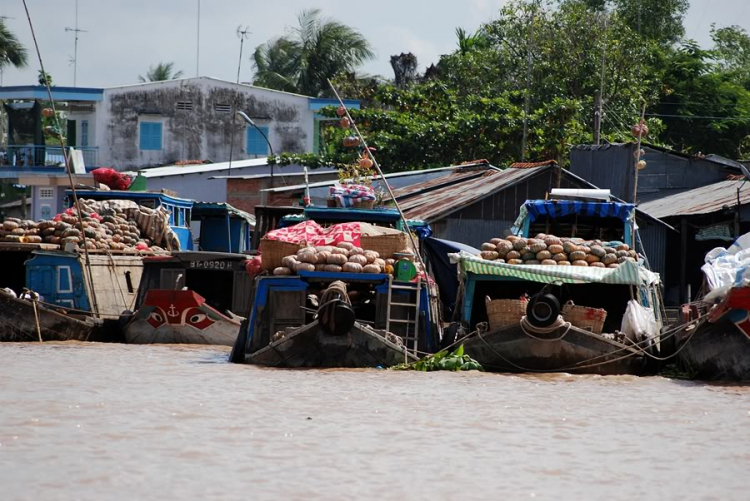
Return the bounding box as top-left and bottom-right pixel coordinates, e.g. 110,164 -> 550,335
352,199 -> 375,209
361,233 -> 408,259
562,301 -> 607,334
259,238 -> 304,271
485,296 -> 528,330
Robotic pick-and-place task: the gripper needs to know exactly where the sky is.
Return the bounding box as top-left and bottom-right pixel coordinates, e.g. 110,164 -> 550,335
1,0 -> 750,89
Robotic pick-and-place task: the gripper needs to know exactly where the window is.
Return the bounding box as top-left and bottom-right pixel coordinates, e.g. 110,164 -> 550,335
81,120 -> 89,147
57,266 -> 73,293
139,122 -> 163,151
40,188 -> 54,199
214,103 -> 231,113
247,126 -> 269,156
125,271 -> 134,294
176,101 -> 194,111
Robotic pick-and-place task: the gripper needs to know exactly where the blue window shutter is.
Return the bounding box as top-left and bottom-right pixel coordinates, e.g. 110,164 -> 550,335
246,126 -> 269,155
81,120 -> 89,147
140,122 -> 163,151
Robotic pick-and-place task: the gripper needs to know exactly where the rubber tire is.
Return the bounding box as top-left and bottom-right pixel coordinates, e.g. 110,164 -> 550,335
527,293 -> 560,328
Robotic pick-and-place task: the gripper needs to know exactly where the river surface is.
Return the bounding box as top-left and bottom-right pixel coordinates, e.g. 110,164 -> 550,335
0,342 -> 748,501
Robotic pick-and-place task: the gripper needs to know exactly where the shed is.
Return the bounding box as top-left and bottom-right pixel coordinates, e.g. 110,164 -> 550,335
570,143 -> 742,203
640,178 -> 750,305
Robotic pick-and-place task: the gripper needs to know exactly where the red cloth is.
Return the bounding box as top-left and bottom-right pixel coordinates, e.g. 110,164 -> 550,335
92,168 -> 131,190
265,221 -> 362,247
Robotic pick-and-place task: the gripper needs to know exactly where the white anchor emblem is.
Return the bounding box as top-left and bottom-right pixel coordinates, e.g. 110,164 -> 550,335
167,304 -> 179,318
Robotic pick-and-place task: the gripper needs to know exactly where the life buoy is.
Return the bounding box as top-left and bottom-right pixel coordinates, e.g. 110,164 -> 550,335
527,293 -> 560,328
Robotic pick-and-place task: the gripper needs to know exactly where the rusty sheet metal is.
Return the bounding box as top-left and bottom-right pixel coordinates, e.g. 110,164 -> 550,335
396,166 -> 548,222
639,179 -> 750,218
390,166 -> 492,199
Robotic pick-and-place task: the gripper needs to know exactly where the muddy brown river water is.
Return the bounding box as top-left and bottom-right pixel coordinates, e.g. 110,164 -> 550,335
0,342 -> 748,500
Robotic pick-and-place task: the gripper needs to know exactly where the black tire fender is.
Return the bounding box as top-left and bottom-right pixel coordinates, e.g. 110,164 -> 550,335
527,293 -> 560,328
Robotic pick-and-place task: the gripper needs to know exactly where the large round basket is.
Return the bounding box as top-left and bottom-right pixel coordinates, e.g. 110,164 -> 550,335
259,238 -> 304,271
485,296 -> 528,330
561,301 -> 607,334
352,199 -> 375,209
360,233 -> 408,259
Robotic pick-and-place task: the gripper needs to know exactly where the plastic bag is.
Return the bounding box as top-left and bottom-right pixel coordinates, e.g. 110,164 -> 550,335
621,300 -> 657,342
92,168 -> 131,190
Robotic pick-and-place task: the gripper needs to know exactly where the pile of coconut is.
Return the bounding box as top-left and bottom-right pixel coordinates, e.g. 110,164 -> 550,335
273,242 -> 396,275
478,234 -> 638,267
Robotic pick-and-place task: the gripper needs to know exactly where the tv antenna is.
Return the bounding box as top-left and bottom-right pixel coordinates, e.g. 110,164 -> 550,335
235,25 -> 251,84
65,0 -> 87,86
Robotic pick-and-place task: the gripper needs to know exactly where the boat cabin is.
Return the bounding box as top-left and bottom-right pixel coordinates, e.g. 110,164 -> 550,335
134,252 -> 252,317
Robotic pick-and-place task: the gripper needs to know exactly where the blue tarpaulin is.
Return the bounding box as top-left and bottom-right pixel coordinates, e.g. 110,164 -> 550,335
423,237 -> 480,320
523,200 -> 635,223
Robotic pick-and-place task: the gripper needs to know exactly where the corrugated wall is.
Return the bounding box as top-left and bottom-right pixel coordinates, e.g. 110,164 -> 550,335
636,222 -> 667,282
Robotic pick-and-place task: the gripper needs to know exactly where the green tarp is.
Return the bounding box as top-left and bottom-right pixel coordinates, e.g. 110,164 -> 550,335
451,251 -> 659,286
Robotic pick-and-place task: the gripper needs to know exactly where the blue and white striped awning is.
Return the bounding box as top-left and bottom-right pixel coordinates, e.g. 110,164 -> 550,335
451,251 -> 659,286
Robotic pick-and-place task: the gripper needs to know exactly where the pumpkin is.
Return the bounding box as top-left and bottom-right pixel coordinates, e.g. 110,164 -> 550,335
529,242 -> 547,253
337,105 -> 346,117
495,241 -> 513,256
615,250 -> 629,258
513,238 -> 528,251
585,254 -> 601,264
572,260 -> 589,267
349,254 -> 368,266
522,252 -> 537,261
590,245 -> 606,258
481,242 -> 497,251
569,250 -> 587,262
480,251 -> 500,260
507,259 -> 523,265
525,260 -> 541,265
548,244 -> 564,255
602,254 -> 618,265
343,262 -> 363,273
490,238 -> 504,245
616,244 -> 630,252
544,236 -> 562,247
534,233 -> 547,240
557,260 -> 571,266
506,235 -> 520,242
563,241 -> 578,254
590,262 -> 606,268
506,250 -> 521,260
607,263 -> 619,269
359,156 -> 373,169
340,117 -> 351,128
274,266 -> 292,276
42,107 -> 55,118
553,253 -> 568,262
536,250 -> 552,261
542,259 -> 557,266
363,264 -> 381,274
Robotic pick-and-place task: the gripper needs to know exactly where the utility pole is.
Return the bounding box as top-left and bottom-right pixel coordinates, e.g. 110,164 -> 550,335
65,0 -> 87,87
196,0 -> 201,76
594,11 -> 608,145
228,26 -> 251,172
521,4 -> 535,161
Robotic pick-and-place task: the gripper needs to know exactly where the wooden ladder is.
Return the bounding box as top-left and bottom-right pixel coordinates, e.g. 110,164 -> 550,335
385,276 -> 422,355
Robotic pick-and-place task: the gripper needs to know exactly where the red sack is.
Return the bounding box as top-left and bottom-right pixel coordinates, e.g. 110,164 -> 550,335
92,168 -> 131,190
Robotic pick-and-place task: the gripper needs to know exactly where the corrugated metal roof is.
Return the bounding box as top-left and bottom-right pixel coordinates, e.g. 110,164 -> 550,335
395,166 -> 548,222
639,179 -> 750,218
134,157 -> 269,178
508,160 -> 557,169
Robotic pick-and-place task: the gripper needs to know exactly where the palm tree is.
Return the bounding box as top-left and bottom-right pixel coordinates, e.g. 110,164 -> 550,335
0,19 -> 28,70
252,9 -> 374,97
138,62 -> 184,82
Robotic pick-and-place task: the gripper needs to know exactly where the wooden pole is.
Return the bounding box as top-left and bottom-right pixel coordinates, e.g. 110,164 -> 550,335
680,218 -> 688,304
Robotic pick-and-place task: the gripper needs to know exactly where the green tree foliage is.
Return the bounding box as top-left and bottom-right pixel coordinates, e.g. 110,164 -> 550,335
711,24 -> 750,85
138,62 -> 184,82
656,41 -> 750,157
252,9 -> 374,97
0,19 -> 28,70
610,0 -> 689,45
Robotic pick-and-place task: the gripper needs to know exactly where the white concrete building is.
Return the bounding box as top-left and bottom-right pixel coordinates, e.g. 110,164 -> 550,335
64,76 -> 358,170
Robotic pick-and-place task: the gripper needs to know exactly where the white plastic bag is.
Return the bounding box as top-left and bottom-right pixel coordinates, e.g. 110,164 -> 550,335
621,300 -> 657,342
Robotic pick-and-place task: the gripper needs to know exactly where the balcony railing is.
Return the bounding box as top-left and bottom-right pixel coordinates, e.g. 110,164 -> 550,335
0,145 -> 99,170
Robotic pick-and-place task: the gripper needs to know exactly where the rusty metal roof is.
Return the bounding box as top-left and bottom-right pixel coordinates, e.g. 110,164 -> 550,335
394,166 -> 550,222
508,159 -> 557,169
638,179 -> 750,218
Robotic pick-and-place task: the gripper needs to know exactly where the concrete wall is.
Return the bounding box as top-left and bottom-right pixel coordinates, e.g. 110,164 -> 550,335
91,77 -> 315,170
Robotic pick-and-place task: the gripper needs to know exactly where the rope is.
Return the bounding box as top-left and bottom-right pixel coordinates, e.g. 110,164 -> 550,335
519,315 -> 572,341
317,281 -> 351,334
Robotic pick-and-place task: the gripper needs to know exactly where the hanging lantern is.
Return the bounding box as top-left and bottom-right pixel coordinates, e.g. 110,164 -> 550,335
636,160 -> 647,170
631,121 -> 649,139
41,108 -> 55,118
336,105 -> 346,117
359,155 -> 374,169
340,117 -> 351,128
343,136 -> 361,148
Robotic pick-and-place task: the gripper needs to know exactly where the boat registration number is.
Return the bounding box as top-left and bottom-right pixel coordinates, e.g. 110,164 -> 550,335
189,260 -> 235,270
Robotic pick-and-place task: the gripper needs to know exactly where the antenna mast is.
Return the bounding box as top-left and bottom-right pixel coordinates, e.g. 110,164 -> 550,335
228,26 -> 251,172
65,0 -> 87,87
196,0 -> 201,76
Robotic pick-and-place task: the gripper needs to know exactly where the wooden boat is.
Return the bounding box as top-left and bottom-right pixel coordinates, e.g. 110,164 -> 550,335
230,270 -> 438,368
122,252 -> 252,345
0,289 -> 103,342
245,319 -> 417,368
676,288 -> 750,381
447,197 -> 665,375
0,243 -> 142,343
